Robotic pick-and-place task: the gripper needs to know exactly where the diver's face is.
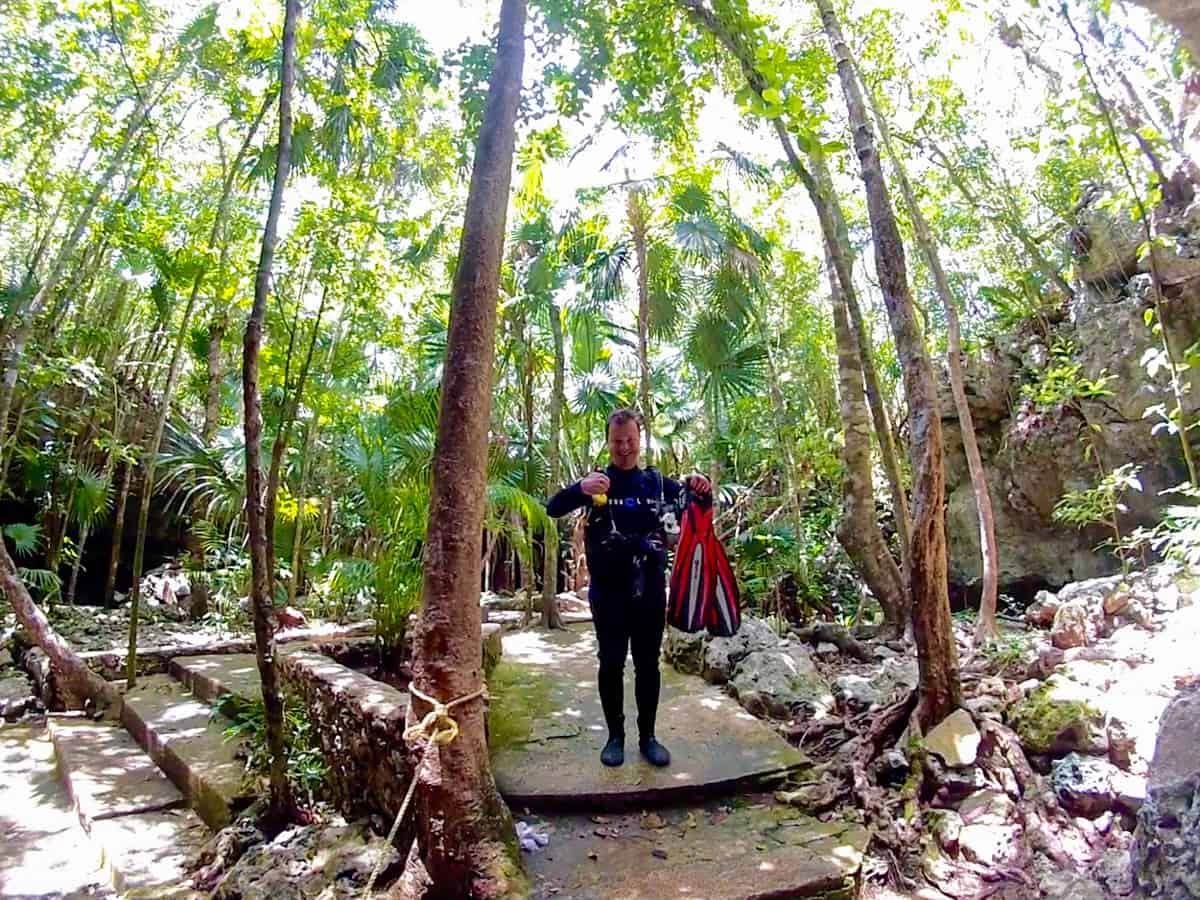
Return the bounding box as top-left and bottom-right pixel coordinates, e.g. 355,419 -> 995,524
607,420 -> 641,471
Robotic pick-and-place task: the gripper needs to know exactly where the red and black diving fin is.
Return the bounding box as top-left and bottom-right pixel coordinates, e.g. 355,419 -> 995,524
668,492 -> 742,637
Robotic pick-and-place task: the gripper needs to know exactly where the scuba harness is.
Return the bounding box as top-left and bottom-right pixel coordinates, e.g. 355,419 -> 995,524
586,467 -> 681,600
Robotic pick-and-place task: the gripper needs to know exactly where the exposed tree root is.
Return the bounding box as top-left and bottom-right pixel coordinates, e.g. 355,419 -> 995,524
792,622 -> 876,661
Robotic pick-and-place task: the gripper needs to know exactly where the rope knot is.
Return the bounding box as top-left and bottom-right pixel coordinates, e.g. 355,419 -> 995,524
402,682 -> 485,747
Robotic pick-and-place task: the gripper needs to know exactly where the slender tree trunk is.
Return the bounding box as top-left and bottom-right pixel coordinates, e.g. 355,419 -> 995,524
126,93 -> 269,685
67,405 -> 127,607
678,0 -> 912,605
242,0 -> 300,818
541,299 -> 566,629
861,78 -> 1001,645
817,0 -> 960,727
264,283 -> 329,584
829,257 -> 907,632
808,150 -> 913,582
105,417 -> 145,605
628,188 -> 653,458
1,539 -> 119,710
287,319 -> 344,609
204,316 -> 225,443
398,1 -> 527,895
0,95 -> 155,462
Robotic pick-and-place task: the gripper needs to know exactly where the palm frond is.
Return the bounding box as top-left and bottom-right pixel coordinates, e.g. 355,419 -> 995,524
70,466 -> 111,529
4,522 -> 43,558
715,142 -> 773,189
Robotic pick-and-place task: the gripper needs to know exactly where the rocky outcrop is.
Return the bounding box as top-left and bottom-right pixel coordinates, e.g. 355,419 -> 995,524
1132,683 -> 1200,898
942,183 -> 1200,595
209,819 -> 401,899
664,617 -> 834,721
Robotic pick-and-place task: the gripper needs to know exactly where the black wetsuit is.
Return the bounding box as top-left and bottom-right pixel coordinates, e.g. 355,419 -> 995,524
547,465 -> 683,740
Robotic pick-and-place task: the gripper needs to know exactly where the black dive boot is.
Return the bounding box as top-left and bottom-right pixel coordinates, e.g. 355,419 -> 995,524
639,735 -> 670,767
601,734 -> 625,767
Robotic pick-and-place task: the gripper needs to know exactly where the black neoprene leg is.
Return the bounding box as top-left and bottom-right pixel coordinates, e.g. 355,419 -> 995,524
630,583 -> 666,739
589,592 -> 629,738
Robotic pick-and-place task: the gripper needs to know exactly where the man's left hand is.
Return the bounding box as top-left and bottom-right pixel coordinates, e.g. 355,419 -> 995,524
684,474 -> 712,496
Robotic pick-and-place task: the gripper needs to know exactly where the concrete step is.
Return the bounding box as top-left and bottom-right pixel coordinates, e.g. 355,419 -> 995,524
1,722 -> 207,899
48,716 -> 187,826
170,652 -> 262,705
120,673 -> 253,829
89,808 -> 208,899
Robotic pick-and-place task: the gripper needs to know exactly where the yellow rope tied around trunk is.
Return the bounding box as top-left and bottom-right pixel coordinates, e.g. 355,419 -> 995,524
361,682 -> 486,897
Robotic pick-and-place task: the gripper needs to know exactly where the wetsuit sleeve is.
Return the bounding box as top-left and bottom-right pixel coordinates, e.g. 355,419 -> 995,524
547,480 -> 588,518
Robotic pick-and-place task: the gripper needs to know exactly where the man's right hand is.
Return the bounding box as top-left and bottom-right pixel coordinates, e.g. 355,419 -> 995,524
580,471 -> 611,496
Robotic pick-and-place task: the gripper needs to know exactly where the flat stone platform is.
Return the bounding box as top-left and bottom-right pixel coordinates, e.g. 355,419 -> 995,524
524,796 -> 867,899
489,626 -> 808,811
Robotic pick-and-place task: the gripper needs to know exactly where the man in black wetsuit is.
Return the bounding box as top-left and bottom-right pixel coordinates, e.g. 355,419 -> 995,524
546,408 -> 711,768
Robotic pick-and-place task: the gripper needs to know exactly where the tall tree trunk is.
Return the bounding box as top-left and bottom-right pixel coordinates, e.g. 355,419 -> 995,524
541,299 -> 566,630
816,0 -> 961,727
1,539 -> 119,710
203,316 -> 226,443
829,257 -> 907,632
628,188 -> 653,458
861,78 -> 1001,645
68,403 -> 128,607
242,0 -> 300,818
264,283 -> 329,584
287,318 -> 345,609
126,105 -> 269,687
808,150 -> 913,583
399,0 -> 527,895
105,417 -> 146,605
678,0 -> 912,607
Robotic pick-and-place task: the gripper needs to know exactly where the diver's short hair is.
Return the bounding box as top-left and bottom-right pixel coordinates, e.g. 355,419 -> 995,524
606,408 -> 643,436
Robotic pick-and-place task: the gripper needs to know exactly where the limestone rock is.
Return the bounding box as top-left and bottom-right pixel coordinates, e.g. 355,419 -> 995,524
1112,769 -> 1147,815
1025,591 -> 1061,627
1132,684 -> 1200,898
870,748 -> 910,788
1091,848 -> 1133,898
663,628 -> 706,675
1010,675 -> 1105,757
832,657 -> 918,712
831,673 -> 881,711
958,822 -> 1022,867
931,809 -> 963,853
925,709 -> 981,768
729,644 -> 833,720
703,617 -> 778,685
929,761 -> 988,808
210,820 -> 401,899
1072,198 -> 1142,285
958,788 -> 1017,827
1052,601 -> 1093,650
1052,752 -> 1118,819
0,673 -> 35,719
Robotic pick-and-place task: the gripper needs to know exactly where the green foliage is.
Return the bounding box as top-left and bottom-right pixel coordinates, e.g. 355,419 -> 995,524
1022,339 -> 1114,408
4,522 -> 43,558
214,692 -> 328,807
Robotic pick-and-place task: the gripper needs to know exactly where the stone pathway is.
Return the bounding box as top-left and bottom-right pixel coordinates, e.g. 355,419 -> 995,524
489,625 -> 867,898
0,723 -> 115,899
521,796 -> 867,899
489,625 -> 809,810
